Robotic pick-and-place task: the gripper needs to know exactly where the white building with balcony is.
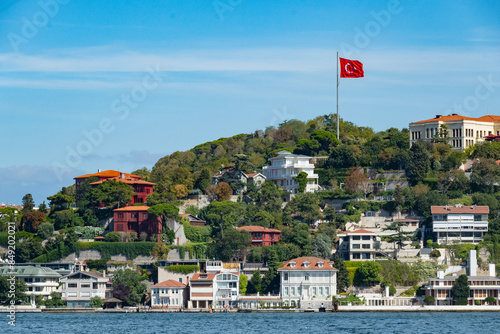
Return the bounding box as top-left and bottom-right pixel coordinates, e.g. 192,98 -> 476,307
189,271 -> 240,309
150,279 -> 187,309
337,229 -> 377,261
214,272 -> 239,308
278,256 -> 337,310
262,150 -> 319,193
432,205 -> 489,245
0,265 -> 61,306
60,270 -> 109,308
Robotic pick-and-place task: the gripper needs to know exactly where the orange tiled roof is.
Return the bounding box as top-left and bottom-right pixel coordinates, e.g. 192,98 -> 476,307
278,256 -> 336,271
113,206 -> 150,212
338,229 -> 374,235
74,170 -> 142,180
412,114 -> 500,124
237,226 -> 281,233
191,292 -> 213,297
151,279 -> 186,288
431,205 -> 489,215
191,273 -> 216,281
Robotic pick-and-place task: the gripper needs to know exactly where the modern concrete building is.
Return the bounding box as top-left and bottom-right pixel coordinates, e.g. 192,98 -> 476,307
431,205 -> 489,245
409,114 -> 500,151
262,150 -> 319,193
337,229 -> 377,261
423,250 -> 500,305
60,270 -> 109,308
278,256 -> 337,310
0,265 -> 61,306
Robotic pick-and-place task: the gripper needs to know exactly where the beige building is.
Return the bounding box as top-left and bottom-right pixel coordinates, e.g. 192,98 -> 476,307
409,114 -> 500,150
337,229 -> 377,261
432,205 -> 489,245
150,279 -> 187,309
60,270 -> 109,308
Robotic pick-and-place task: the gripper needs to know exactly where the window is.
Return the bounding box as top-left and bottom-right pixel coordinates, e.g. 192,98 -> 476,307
291,287 -> 295,296
352,236 -> 361,240
290,262 -> 296,268
352,253 -> 361,259
325,287 -> 329,296
284,273 -> 288,281
142,213 -> 148,219
362,236 -> 371,240
131,213 -> 137,219
319,287 -> 323,295
179,278 -> 183,283
352,244 -> 360,249
284,287 -> 289,296
362,244 -> 370,249
81,284 -> 90,288
117,213 -> 123,219
93,283 -> 98,289
304,274 -> 309,281
68,283 -> 77,288
312,287 -> 317,295
362,253 -> 371,259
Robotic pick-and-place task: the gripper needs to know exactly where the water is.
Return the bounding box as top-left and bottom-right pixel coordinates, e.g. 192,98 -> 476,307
3,312 -> 500,333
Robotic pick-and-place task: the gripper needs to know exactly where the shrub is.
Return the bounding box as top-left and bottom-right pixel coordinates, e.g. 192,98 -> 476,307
430,249 -> 441,258
89,296 -> 103,308
485,296 -> 496,305
105,232 -> 120,242
389,285 -> 397,296
165,264 -> 200,274
86,259 -> 108,271
79,241 -> 156,260
423,295 -> 435,305
411,241 -> 421,249
37,222 -> 55,239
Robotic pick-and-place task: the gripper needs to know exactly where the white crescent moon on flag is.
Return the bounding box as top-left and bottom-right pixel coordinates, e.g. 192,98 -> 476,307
345,63 -> 354,74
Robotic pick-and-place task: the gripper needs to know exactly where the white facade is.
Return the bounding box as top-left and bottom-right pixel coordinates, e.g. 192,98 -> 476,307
432,205 -> 489,245
189,271 -> 240,309
150,280 -> 187,308
0,265 -> 61,306
262,150 -> 319,193
60,271 -> 109,308
214,272 -> 239,308
409,114 -> 500,151
337,229 -> 377,261
278,257 -> 337,309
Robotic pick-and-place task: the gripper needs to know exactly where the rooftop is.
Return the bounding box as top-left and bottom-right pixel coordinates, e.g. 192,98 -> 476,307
278,256 -> 337,271
338,228 -> 375,235
431,205 -> 489,215
151,279 -> 187,288
411,114 -> 500,125
237,226 -> 281,233
114,206 -> 150,212
74,170 -> 142,180
0,265 -> 61,278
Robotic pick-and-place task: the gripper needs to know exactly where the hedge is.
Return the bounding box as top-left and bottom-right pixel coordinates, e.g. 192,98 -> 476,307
166,265 -> 200,274
78,241 -> 156,260
32,244 -> 73,263
170,243 -> 208,260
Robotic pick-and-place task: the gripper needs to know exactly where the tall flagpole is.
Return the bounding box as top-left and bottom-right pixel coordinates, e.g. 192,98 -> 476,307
336,52 -> 339,141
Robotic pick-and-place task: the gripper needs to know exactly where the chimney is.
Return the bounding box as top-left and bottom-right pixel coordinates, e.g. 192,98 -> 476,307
385,286 -> 390,297
435,115 -> 442,119
489,263 -> 496,277
186,276 -> 189,286
103,270 -> 106,277
98,169 -> 101,173
437,270 -> 445,279
120,173 -> 125,179
469,250 -> 477,276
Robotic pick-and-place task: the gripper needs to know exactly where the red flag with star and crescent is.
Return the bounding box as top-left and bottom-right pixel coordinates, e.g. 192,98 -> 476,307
339,57 -> 364,78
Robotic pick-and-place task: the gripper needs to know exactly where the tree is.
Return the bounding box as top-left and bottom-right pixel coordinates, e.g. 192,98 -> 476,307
195,167 -> 212,193
44,291 -> 64,307
22,193 -> 35,212
261,249 -> 280,294
20,211 -> 46,233
250,269 -> 262,294
171,184 -> 188,199
212,228 -> 251,262
354,261 -> 382,286
293,171 -> 310,193
38,201 -> 49,214
112,269 -> 147,306
423,295 -> 435,305
239,274 -> 248,295
284,193 -> 322,226
470,159 -> 500,193
311,233 -> 332,260
53,209 -> 79,230
93,180 -> 136,209
206,182 -> 233,201
150,242 -> 170,259
105,232 -> 120,242
344,167 -> 371,198
382,221 -> 414,250
89,296 -> 103,308
256,180 -> 283,214
485,296 -> 496,305
406,141 -> 430,186
199,201 -> 244,237
333,257 -> 350,292
452,274 -> 470,305
0,276 -> 27,304
37,222 -> 54,239
47,187 -> 75,212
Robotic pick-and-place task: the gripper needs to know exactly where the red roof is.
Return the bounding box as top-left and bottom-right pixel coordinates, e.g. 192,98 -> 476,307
74,170 -> 142,180
338,228 -> 374,235
412,114 -> 500,124
151,280 -> 186,288
90,178 -> 155,186
278,257 -> 336,271
191,273 -> 216,281
431,205 -> 489,215
114,206 -> 150,212
237,226 -> 281,233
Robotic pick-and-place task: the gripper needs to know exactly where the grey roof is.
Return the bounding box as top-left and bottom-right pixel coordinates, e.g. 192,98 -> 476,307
269,150 -> 312,159
427,276 -> 500,281
0,265 -> 61,278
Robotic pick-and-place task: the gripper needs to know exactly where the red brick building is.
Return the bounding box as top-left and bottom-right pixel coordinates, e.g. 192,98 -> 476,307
74,170 -> 155,206
113,206 -> 162,239
237,226 -> 281,247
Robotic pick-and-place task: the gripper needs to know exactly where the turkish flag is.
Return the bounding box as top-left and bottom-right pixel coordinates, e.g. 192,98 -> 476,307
339,58 -> 364,78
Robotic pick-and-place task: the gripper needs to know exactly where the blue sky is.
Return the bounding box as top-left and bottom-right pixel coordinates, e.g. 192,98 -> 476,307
1,0 -> 499,205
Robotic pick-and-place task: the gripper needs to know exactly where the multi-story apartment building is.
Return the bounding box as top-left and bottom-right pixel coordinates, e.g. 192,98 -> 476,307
278,256 -> 337,309
409,114 -> 500,151
337,229 -> 377,261
60,270 -> 109,308
262,150 -> 319,193
189,271 -> 240,309
432,205 -> 489,245
0,265 -> 61,306
236,226 -> 281,247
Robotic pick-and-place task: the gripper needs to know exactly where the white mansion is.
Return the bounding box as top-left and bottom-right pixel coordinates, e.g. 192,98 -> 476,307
262,150 -> 320,193
409,114 -> 500,151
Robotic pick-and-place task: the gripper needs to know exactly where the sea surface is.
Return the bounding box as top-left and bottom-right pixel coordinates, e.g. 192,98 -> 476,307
3,312 -> 500,333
